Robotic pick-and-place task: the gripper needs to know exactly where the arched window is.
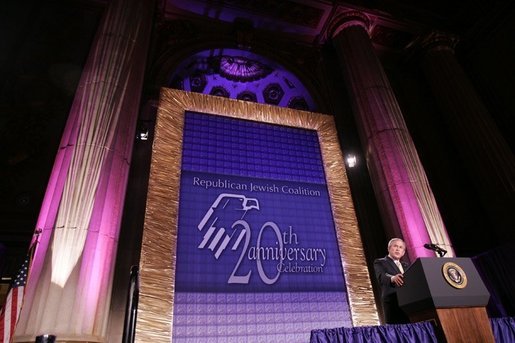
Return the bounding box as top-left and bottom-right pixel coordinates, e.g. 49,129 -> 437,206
168,48 -> 317,111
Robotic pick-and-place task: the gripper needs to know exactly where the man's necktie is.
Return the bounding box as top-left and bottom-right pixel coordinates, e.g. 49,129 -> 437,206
395,260 -> 404,273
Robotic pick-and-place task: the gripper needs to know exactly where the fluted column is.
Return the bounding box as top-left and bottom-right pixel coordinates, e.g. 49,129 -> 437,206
418,32 -> 515,239
14,0 -> 155,342
330,12 -> 453,259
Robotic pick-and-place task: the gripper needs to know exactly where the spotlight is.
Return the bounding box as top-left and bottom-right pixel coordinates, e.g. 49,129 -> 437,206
136,125 -> 149,141
346,154 -> 357,168
35,335 -> 56,343
138,129 -> 149,141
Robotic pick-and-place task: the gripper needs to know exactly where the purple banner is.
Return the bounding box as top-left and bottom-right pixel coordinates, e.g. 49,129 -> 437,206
175,171 -> 345,292
172,111 -> 351,342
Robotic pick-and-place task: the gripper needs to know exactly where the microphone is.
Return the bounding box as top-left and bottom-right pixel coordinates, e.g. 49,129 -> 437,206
424,243 -> 447,257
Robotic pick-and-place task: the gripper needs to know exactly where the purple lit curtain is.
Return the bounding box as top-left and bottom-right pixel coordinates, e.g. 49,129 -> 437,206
310,322 -> 438,343
472,244 -> 515,317
14,0 -> 155,340
310,318 -> 515,343
490,317 -> 515,343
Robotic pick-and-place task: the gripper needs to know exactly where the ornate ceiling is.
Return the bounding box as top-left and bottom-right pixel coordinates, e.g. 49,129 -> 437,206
163,0 -> 426,54
161,0 -> 512,54
168,49 -> 316,111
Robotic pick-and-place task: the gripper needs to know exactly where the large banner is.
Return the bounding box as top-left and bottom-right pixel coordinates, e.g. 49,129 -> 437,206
172,111 -> 351,341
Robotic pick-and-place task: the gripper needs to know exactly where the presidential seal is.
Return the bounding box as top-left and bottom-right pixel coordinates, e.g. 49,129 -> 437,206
442,262 -> 467,289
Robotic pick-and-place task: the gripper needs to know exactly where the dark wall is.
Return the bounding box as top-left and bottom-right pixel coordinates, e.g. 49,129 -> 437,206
0,0 -> 103,277
391,7 -> 515,255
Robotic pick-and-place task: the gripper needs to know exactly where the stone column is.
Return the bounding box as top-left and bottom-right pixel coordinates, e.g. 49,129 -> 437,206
330,12 -> 453,259
418,32 -> 515,240
14,0 -> 155,342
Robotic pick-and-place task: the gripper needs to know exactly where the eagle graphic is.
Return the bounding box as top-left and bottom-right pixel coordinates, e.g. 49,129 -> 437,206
197,193 -> 260,259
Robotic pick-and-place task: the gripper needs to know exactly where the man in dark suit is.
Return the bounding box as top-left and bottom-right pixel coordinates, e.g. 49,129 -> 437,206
374,238 -> 410,324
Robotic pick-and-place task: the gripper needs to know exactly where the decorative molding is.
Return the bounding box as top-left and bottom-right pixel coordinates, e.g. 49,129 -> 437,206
287,96 -> 309,111
328,10 -> 371,39
236,90 -> 258,102
419,31 -> 460,53
263,83 -> 284,105
209,85 -> 230,98
370,25 -> 414,50
219,55 -> 272,82
404,30 -> 460,61
189,73 -> 207,93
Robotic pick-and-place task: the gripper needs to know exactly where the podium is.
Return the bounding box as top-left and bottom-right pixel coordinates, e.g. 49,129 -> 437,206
398,257 -> 494,342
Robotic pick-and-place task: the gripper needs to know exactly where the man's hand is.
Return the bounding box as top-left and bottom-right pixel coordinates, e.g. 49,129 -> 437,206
391,273 -> 404,287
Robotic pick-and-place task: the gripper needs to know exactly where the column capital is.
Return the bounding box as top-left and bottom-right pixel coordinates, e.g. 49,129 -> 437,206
418,31 -> 460,53
328,11 -> 371,39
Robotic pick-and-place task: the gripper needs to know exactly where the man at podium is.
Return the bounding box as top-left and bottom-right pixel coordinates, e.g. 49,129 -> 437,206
374,238 -> 410,324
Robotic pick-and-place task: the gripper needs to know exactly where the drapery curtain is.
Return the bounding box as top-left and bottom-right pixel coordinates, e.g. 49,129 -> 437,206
50,0 -> 137,287
310,318 -> 515,343
14,0 -> 155,340
310,322 -> 438,343
473,244 -> 515,317
490,317 -> 515,343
